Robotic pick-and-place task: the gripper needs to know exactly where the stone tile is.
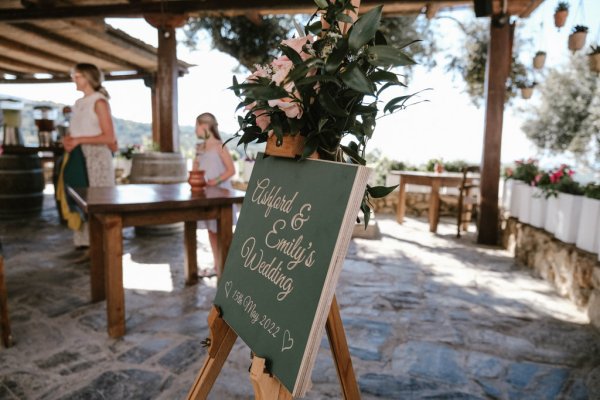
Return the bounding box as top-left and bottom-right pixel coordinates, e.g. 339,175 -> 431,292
117,338 -> 173,364
157,339 -> 205,374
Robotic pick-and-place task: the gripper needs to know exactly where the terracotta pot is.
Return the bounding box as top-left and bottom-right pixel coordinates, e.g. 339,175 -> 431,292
521,87 -> 534,99
533,53 -> 546,69
568,32 -> 587,51
589,53 -> 600,73
188,170 -> 206,193
265,134 -> 318,159
554,10 -> 568,28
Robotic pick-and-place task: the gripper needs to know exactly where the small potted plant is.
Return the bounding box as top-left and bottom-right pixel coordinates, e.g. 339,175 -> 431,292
533,50 -> 546,69
552,165 -> 584,243
554,2 -> 569,28
568,25 -> 588,51
508,158 -> 538,221
516,79 -> 537,99
575,183 -> 600,253
529,170 -> 552,228
589,44 -> 600,73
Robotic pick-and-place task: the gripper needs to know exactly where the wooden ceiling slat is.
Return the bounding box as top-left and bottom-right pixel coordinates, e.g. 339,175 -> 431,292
0,36 -> 76,69
0,54 -> 63,74
10,22 -> 144,71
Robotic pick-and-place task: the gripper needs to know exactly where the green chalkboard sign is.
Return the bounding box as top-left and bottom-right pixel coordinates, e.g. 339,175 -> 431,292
214,153 -> 370,396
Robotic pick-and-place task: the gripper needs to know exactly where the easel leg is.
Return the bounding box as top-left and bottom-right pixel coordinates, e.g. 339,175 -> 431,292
326,296 -> 361,399
187,306 -> 238,400
250,356 -> 293,400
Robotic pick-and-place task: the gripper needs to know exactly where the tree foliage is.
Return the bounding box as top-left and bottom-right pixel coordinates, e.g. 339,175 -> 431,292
445,19 -> 528,107
521,54 -> 600,163
182,13 -> 436,75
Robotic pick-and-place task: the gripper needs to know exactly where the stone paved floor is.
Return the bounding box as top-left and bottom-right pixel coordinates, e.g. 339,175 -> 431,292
1,192 -> 600,399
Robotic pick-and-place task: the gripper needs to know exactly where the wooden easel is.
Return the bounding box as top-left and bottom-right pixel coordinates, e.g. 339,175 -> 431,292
187,296 -> 360,399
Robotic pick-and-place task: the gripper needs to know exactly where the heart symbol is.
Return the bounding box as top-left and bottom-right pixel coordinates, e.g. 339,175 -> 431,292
224,281 -> 232,298
281,330 -> 294,352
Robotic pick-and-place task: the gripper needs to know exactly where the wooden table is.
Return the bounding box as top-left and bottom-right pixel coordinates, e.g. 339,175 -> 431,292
68,183 -> 245,338
390,171 -> 475,233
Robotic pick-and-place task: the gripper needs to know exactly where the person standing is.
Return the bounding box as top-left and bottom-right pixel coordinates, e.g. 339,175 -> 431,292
193,112 -> 236,274
57,63 -> 118,255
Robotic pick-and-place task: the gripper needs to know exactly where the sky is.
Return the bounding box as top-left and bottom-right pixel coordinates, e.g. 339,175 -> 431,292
0,0 -> 598,167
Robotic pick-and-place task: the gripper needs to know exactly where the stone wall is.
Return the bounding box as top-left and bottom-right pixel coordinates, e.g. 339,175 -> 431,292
370,191 -> 459,217
503,217 -> 600,330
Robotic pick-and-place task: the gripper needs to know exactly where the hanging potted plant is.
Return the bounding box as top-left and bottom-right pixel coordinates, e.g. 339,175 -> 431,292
533,51 -> 546,69
553,2 -> 569,28
568,25 -> 588,51
517,79 -> 537,99
553,165 -> 584,244
575,183 -> 600,254
589,45 -> 600,73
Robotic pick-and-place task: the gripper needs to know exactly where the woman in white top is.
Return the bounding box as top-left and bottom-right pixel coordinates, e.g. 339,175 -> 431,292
62,63 -> 118,249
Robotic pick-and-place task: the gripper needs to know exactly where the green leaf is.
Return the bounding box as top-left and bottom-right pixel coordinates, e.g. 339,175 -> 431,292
395,39 -> 422,51
232,75 -> 240,96
360,199 -> 371,228
340,63 -> 374,94
295,74 -> 340,88
348,5 -> 382,51
318,91 -> 348,117
368,185 -> 398,198
368,70 -> 399,83
341,144 -> 366,165
301,136 -> 319,159
232,83 -> 289,100
314,0 -> 328,9
306,21 -> 322,35
336,13 -> 354,24
325,38 -> 348,73
280,44 -> 303,66
366,46 -> 416,68
384,94 -> 412,113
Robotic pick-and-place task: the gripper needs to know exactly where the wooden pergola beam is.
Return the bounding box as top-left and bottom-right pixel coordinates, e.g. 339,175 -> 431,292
0,71 -> 152,84
0,0 -> 471,21
9,22 -> 143,70
0,36 -> 75,69
0,53 -> 63,74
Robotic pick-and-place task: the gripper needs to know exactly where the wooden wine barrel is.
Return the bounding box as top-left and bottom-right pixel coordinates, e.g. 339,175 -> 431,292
129,151 -> 188,235
0,154 -> 44,219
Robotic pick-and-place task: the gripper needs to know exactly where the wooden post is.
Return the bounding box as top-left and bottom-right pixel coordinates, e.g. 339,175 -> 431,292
184,221 -> 198,285
145,14 -> 187,153
478,17 -> 514,245
0,248 -> 13,348
143,74 -> 159,148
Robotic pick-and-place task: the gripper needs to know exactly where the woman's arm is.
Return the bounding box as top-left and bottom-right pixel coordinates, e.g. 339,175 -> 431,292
207,145 -> 236,186
63,99 -> 118,152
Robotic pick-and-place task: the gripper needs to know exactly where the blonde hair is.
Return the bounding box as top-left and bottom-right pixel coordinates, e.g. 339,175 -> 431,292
73,63 -> 110,99
196,112 -> 221,140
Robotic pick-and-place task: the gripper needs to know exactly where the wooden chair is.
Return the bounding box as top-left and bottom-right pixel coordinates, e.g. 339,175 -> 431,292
456,166 -> 480,238
0,241 -> 12,348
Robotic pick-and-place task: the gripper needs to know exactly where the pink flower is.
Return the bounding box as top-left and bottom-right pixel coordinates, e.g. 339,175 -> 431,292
246,65 -> 270,82
268,98 -> 303,119
271,57 -> 294,86
281,35 -> 314,61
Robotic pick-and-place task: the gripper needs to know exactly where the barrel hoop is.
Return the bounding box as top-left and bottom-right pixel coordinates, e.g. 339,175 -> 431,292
0,192 -> 44,199
0,168 -> 43,174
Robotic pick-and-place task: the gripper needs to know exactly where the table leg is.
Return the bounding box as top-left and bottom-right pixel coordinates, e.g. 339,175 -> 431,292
103,214 -> 125,338
396,179 -> 407,224
184,221 -> 198,286
215,206 -> 233,278
89,214 -> 105,302
429,180 -> 441,233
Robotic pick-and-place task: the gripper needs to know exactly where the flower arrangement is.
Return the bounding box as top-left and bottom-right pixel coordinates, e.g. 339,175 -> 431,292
228,0 -> 422,223
539,164 -> 582,197
583,183 -> 600,200
510,158 -> 538,184
119,144 -> 142,160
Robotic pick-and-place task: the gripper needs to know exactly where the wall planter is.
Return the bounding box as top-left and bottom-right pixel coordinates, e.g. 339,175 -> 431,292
544,195 -> 559,234
555,193 -> 584,243
509,180 -> 526,218
533,52 -> 546,69
502,179 -> 514,212
529,188 -> 547,228
520,87 -> 534,99
575,197 -> 600,253
518,184 -> 533,224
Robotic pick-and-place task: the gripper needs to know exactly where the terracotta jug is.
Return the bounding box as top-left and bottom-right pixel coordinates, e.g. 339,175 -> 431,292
188,170 -> 206,193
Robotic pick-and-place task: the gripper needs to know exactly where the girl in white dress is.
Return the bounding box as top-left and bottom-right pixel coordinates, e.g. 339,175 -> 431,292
192,113 -> 236,271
